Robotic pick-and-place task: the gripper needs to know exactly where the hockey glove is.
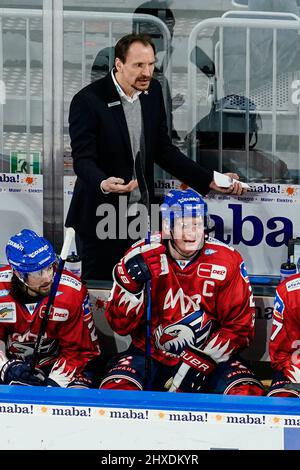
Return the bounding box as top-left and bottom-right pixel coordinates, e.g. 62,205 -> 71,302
0,359 -> 46,386
114,242 -> 168,293
67,373 -> 94,389
45,378 -> 61,387
172,347 -> 217,393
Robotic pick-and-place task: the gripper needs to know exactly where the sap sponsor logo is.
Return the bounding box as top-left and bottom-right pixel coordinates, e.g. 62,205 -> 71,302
0,302 -> 16,322
60,274 -> 81,291
197,263 -> 227,280
209,203 -> 293,248
39,305 -> 69,321
286,278 -> 300,292
0,270 -> 12,281
0,289 -> 9,297
204,249 -> 217,256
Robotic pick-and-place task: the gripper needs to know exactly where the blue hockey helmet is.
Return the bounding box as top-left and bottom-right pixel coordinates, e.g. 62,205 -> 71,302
6,229 -> 56,274
160,188 -> 208,227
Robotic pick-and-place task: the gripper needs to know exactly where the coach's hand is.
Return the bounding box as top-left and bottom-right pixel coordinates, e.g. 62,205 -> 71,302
209,172 -> 245,196
100,177 -> 138,194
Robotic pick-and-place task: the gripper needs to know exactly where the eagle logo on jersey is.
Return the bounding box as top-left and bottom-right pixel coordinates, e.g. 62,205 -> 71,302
155,309 -> 212,356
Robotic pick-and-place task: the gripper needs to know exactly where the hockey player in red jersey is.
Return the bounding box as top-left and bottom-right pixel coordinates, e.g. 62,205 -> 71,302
268,275 -> 300,397
0,229 -> 100,387
100,189 -> 264,395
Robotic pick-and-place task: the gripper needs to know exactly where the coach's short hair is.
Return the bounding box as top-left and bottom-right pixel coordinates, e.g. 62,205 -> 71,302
115,34 -> 156,63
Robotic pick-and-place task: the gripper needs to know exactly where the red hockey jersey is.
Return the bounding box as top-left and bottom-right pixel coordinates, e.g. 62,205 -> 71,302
0,266 -> 100,387
105,236 -> 255,366
269,274 -> 300,383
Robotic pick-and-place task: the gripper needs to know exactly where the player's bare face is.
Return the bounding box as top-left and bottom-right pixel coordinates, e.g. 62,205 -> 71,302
172,216 -> 205,258
115,42 -> 155,96
26,265 -> 54,297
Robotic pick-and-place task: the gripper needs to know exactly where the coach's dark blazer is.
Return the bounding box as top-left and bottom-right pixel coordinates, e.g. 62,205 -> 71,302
65,72 -> 213,236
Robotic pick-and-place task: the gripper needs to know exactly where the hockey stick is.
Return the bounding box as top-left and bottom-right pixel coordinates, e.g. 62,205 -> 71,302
168,362 -> 190,392
168,347 -> 215,392
30,227 -> 75,372
134,150 -> 152,391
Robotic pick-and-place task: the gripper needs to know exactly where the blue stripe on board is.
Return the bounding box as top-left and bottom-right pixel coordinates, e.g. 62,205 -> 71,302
0,385 -> 299,416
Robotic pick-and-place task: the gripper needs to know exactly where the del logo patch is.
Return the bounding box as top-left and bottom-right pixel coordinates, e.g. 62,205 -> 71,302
0,302 -> 16,322
39,306 -> 69,321
197,263 -> 227,280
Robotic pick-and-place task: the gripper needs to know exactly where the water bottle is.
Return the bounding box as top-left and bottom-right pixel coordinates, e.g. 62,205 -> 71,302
297,257 -> 300,274
280,259 -> 297,281
65,251 -> 82,278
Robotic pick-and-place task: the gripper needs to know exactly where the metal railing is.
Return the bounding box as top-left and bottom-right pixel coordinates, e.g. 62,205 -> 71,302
187,16 -> 300,183
0,7 -> 45,171
0,3 -> 172,248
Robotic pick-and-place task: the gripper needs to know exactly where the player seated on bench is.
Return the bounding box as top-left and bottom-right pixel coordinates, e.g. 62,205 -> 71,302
100,188 -> 264,395
268,272 -> 300,398
0,229 -> 100,388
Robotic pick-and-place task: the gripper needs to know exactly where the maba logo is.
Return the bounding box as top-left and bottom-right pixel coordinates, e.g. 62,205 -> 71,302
209,203 -> 293,248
